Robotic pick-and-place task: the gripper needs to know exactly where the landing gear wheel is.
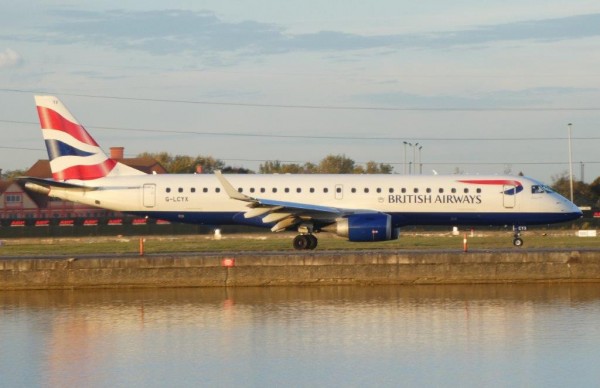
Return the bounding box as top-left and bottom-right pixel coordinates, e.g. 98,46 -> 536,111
307,234 -> 318,250
293,235 -> 309,250
513,237 -> 523,247
293,234 -> 318,250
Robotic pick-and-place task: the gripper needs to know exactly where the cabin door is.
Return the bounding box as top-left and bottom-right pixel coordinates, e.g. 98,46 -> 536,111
143,184 -> 156,208
502,185 -> 515,208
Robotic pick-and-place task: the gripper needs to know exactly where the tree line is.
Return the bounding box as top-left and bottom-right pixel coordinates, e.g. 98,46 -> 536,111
549,172 -> 600,208
136,152 -> 393,175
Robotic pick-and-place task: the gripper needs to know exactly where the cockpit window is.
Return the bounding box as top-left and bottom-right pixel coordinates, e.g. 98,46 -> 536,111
532,185 -> 555,194
542,185 -> 554,193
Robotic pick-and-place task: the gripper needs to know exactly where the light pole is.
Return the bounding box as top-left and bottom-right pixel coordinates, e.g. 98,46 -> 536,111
567,123 -> 574,203
412,143 -> 419,175
403,141 -> 410,175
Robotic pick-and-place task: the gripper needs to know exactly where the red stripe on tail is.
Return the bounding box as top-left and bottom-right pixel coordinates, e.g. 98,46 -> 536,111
37,106 -> 99,146
53,159 -> 117,181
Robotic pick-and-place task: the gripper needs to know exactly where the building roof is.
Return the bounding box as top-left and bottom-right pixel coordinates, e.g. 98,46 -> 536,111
0,180 -> 11,194
118,157 -> 167,174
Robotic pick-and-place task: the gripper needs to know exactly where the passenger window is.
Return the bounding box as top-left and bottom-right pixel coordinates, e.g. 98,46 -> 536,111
166,188 -> 171,193
413,188 -> 419,193
203,188 -> 208,193
310,188 -> 315,193
324,188 -> 329,193
376,188 -> 382,193
285,188 -> 290,193
250,188 -> 255,193
237,187 -> 243,193
216,188 -> 221,193
451,188 -> 456,193
336,187 -> 342,193
389,188 -> 394,193
401,188 -> 406,193
260,188 -> 265,193
296,188 -> 301,193
426,188 -> 431,193
351,188 -> 356,193
439,188 -> 444,193
272,188 -> 277,193
364,188 -> 369,193
178,188 -> 183,193
464,188 -> 469,193
476,188 -> 481,193
191,188 -> 196,193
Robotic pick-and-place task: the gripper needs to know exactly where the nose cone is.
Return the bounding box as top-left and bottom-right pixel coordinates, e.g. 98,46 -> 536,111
559,195 -> 583,221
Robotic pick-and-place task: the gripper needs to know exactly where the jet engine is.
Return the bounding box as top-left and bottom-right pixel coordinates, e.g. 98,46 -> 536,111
326,213 -> 399,242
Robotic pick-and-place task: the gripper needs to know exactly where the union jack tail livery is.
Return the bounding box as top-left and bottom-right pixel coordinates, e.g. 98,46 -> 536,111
35,95 -> 145,181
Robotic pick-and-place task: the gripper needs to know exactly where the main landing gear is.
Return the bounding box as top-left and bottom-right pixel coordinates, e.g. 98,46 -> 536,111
512,226 -> 525,247
293,223 -> 318,250
293,234 -> 318,250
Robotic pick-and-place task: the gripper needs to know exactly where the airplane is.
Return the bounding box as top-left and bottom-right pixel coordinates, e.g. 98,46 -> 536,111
21,95 -> 582,250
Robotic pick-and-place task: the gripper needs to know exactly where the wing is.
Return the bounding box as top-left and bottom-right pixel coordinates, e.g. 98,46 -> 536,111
215,171 -> 355,232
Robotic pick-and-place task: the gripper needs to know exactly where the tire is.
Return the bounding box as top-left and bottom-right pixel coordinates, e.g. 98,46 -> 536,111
513,237 -> 523,247
293,235 -> 309,250
307,235 -> 318,250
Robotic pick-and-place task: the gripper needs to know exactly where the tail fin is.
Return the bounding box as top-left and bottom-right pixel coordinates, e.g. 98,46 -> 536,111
35,95 -> 145,181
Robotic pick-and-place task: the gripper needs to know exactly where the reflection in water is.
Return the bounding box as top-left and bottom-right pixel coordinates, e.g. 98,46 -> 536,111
2,285 -> 600,387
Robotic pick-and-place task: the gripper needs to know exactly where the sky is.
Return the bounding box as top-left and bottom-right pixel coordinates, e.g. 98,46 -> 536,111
1,0 -> 600,183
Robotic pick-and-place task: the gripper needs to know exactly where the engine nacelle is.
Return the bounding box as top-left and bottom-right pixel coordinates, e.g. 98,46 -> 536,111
330,213 -> 398,242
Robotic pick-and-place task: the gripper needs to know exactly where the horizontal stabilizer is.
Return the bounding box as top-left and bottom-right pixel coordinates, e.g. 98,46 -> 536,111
17,176 -> 97,191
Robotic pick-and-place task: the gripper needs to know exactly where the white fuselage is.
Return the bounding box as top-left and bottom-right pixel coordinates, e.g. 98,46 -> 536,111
47,173 -> 581,228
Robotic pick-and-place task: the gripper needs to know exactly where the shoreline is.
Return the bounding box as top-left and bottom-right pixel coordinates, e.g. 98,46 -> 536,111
2,249 -> 599,290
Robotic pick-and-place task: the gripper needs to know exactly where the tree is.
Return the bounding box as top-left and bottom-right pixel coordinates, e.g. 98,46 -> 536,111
260,161 -> 307,174
587,176 -> 600,207
550,171 -> 597,207
363,161 -> 394,174
259,155 -> 393,174
222,166 -> 253,174
1,169 -> 27,179
317,154 -> 356,173
136,152 -> 226,173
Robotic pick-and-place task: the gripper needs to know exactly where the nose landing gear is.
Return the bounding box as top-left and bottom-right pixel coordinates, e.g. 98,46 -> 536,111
513,226 -> 526,247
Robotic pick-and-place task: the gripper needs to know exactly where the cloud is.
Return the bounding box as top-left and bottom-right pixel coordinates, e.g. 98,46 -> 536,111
19,9 -> 600,58
0,48 -> 22,68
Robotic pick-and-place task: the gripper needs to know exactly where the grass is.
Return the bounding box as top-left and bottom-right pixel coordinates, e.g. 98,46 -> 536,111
0,230 -> 598,256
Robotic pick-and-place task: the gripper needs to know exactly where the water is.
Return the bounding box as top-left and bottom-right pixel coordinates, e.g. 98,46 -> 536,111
2,285 -> 600,387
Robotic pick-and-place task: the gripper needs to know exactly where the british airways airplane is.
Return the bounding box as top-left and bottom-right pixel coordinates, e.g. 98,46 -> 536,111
22,95 -> 582,250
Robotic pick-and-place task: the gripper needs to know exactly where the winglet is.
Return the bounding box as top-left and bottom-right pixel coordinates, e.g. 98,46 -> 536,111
214,170 -> 253,202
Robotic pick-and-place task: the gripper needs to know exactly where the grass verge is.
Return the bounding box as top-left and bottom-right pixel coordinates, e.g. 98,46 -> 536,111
0,230 -> 597,256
